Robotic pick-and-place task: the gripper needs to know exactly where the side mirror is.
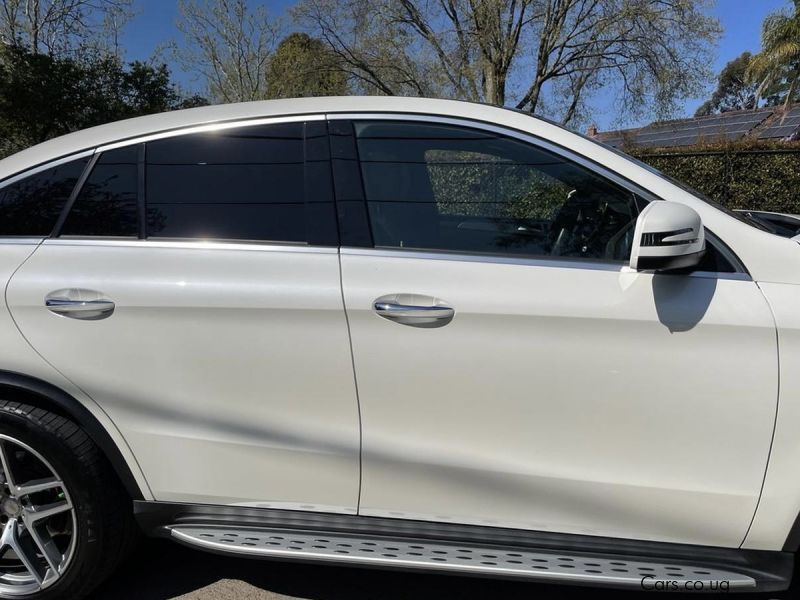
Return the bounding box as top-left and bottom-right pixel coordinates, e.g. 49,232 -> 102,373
630,202 -> 705,272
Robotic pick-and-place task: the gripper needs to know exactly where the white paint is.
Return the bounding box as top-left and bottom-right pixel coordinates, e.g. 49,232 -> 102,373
0,97 -> 798,551
6,241 -> 360,511
342,250 -> 776,547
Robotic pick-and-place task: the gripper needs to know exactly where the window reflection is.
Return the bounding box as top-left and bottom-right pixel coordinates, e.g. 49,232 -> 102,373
145,123 -> 307,243
355,121 -> 640,261
61,146 -> 138,237
0,158 -> 87,236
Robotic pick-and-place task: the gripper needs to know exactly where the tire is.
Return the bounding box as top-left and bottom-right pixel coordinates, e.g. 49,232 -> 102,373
0,400 -> 138,599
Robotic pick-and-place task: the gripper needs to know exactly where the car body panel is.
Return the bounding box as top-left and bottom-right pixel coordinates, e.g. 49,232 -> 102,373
742,281 -> 800,550
6,239 -> 360,510
0,239 -> 154,499
341,248 -> 777,547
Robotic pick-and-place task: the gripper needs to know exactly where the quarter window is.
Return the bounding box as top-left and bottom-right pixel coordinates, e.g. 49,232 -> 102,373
0,157 -> 87,236
60,146 -> 139,237
354,121 -> 641,261
145,122 -> 308,243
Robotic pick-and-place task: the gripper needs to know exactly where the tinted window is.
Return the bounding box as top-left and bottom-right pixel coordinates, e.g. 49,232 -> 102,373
61,146 -> 139,237
354,121 -> 640,261
145,122 -> 307,242
0,158 -> 87,236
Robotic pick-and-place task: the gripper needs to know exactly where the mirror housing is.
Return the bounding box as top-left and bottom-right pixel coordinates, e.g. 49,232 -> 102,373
630,202 -> 705,272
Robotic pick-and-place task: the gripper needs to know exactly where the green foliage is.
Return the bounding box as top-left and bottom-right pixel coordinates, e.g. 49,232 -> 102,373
632,142 -> 800,213
266,33 -> 348,98
695,52 -> 759,116
0,45 -> 205,158
425,150 -> 567,221
747,0 -> 800,110
761,59 -> 800,106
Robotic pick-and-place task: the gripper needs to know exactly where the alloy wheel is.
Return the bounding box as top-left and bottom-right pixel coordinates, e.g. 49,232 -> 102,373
0,434 -> 76,596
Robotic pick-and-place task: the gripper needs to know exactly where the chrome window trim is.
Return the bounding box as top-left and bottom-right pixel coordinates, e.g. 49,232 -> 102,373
97,114 -> 326,153
340,247 -> 752,281
341,246 -> 624,273
0,237 -> 45,245
42,238 -> 337,254
0,150 -> 95,189
328,112 -> 748,277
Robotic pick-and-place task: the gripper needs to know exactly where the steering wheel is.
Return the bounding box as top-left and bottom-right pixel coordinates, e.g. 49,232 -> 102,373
548,190 -> 613,257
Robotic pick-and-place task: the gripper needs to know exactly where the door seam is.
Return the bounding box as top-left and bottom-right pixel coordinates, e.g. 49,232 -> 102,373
739,281 -> 781,548
338,249 -> 364,514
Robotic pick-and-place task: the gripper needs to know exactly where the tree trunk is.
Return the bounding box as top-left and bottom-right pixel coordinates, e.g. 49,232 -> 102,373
483,64 -> 507,106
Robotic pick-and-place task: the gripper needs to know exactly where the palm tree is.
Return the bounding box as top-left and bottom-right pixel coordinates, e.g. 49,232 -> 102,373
747,0 -> 800,113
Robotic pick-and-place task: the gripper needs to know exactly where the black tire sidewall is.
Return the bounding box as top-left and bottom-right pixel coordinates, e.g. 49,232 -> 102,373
0,405 -> 109,600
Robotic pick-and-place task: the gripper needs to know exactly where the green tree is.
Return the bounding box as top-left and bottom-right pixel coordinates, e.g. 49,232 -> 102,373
267,33 -> 348,98
0,46 -> 204,157
695,52 -> 759,116
747,0 -> 800,111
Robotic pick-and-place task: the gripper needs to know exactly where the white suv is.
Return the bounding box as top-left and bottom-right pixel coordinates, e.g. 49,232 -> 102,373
0,97 -> 797,598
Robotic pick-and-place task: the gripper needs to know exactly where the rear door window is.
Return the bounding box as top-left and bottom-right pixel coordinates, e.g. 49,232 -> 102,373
55,120 -> 337,245
145,122 -> 314,243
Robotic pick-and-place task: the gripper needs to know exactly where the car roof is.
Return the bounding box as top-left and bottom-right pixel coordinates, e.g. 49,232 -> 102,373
0,96 -> 568,182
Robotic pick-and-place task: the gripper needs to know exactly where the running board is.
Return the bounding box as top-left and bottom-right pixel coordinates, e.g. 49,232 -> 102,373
169,525 -> 756,590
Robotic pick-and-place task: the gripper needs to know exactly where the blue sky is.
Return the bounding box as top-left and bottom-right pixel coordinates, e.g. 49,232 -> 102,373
121,0 -> 792,129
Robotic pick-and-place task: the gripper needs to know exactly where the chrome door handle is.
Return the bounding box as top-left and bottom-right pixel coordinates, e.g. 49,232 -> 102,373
374,303 -> 455,319
45,290 -> 115,320
373,294 -> 455,328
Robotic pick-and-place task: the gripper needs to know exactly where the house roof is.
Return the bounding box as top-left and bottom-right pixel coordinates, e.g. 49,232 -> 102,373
758,105 -> 800,140
594,105 -> 800,149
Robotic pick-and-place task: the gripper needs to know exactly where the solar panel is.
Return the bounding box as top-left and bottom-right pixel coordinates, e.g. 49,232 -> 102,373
596,130 -> 638,149
600,137 -> 625,148
758,106 -> 800,139
595,106 -> 799,149
628,109 -> 773,148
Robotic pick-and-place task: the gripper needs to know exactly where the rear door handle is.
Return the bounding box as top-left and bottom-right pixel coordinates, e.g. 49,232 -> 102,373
45,289 -> 115,320
373,294 -> 454,328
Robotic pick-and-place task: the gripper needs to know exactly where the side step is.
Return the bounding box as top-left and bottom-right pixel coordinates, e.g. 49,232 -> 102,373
169,525 -> 756,590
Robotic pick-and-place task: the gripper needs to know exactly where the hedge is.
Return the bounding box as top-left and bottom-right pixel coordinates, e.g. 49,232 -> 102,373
630,141 -> 800,214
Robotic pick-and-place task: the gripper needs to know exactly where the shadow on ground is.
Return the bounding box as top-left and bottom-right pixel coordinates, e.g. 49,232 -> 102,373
89,538 -> 797,600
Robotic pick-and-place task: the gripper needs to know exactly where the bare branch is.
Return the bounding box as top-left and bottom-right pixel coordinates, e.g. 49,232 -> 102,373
173,0 -> 281,102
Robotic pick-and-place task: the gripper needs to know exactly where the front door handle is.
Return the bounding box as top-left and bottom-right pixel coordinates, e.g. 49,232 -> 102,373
45,289 -> 115,320
373,294 -> 454,328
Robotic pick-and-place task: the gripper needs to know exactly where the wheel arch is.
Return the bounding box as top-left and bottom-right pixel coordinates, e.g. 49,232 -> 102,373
0,369 -> 145,500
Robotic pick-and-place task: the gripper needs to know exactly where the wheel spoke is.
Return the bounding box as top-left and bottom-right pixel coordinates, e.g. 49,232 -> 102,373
24,500 -> 72,524
0,441 -> 17,491
0,434 -> 76,594
15,478 -> 63,497
20,517 -> 62,575
0,519 -> 44,585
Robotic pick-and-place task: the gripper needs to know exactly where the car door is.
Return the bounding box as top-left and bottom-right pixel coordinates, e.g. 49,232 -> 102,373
7,117 -> 362,512
335,117 -> 778,547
